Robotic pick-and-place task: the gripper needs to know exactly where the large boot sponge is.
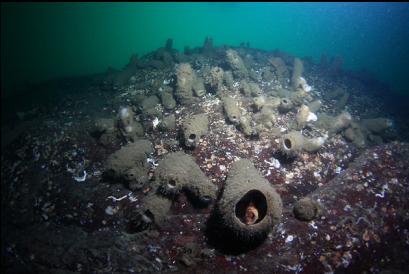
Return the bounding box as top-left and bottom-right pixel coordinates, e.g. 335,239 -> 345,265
216,159 -> 282,243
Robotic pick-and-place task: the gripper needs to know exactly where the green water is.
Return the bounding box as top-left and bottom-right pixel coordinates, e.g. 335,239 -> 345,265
2,2 -> 409,97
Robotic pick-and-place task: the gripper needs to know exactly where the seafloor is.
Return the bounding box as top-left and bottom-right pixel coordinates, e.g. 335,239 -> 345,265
2,39 -> 409,274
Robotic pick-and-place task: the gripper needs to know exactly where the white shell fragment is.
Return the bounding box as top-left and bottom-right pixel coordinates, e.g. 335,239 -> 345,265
147,157 -> 158,167
306,111 -> 318,122
285,235 -> 294,243
152,117 -> 160,129
73,170 -> 87,182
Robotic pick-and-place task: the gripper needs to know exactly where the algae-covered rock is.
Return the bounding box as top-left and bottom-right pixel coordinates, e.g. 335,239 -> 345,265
175,63 -> 195,104
226,49 -> 249,79
104,139 -> 153,190
182,113 -> 209,148
214,159 -> 282,244
222,97 -> 241,125
293,197 -> 322,221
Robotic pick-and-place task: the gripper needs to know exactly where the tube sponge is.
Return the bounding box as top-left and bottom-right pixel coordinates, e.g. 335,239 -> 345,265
175,63 -> 195,104
182,113 -> 209,148
278,98 -> 293,113
215,159 -> 282,243
138,192 -> 173,226
317,112 -> 352,134
361,118 -> 393,134
225,49 -> 249,79
154,151 -> 217,204
291,58 -> 304,90
117,106 -> 144,141
222,97 -> 241,125
281,131 -> 327,155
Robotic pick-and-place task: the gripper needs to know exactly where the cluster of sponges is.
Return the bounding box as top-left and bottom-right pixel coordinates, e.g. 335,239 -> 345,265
135,152 -> 217,230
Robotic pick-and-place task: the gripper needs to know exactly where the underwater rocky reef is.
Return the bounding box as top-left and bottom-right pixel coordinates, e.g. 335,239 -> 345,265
1,38 -> 409,273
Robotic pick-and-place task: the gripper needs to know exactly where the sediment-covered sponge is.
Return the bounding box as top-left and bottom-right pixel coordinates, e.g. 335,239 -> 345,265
175,63 -> 195,104
252,96 -> 266,111
226,49 -> 249,79
117,106 -> 144,141
136,192 -> 173,228
135,151 -> 217,230
104,139 -> 153,190
249,82 -> 262,97
281,131 -> 327,155
269,57 -> 289,84
253,106 -> 276,129
240,80 -> 252,97
182,113 -> 209,148
140,95 -> 162,119
307,99 -> 322,113
316,112 -> 352,134
293,197 -> 322,221
192,77 -> 206,97
205,66 -> 224,94
161,89 -> 177,110
222,97 -> 241,125
153,151 -> 217,204
216,159 -> 282,243
295,105 -> 317,130
361,118 -> 393,134
239,115 -> 257,137
278,98 -> 294,113
291,58 -> 304,91
92,118 -> 117,146
223,70 -> 234,88
344,121 -> 367,148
